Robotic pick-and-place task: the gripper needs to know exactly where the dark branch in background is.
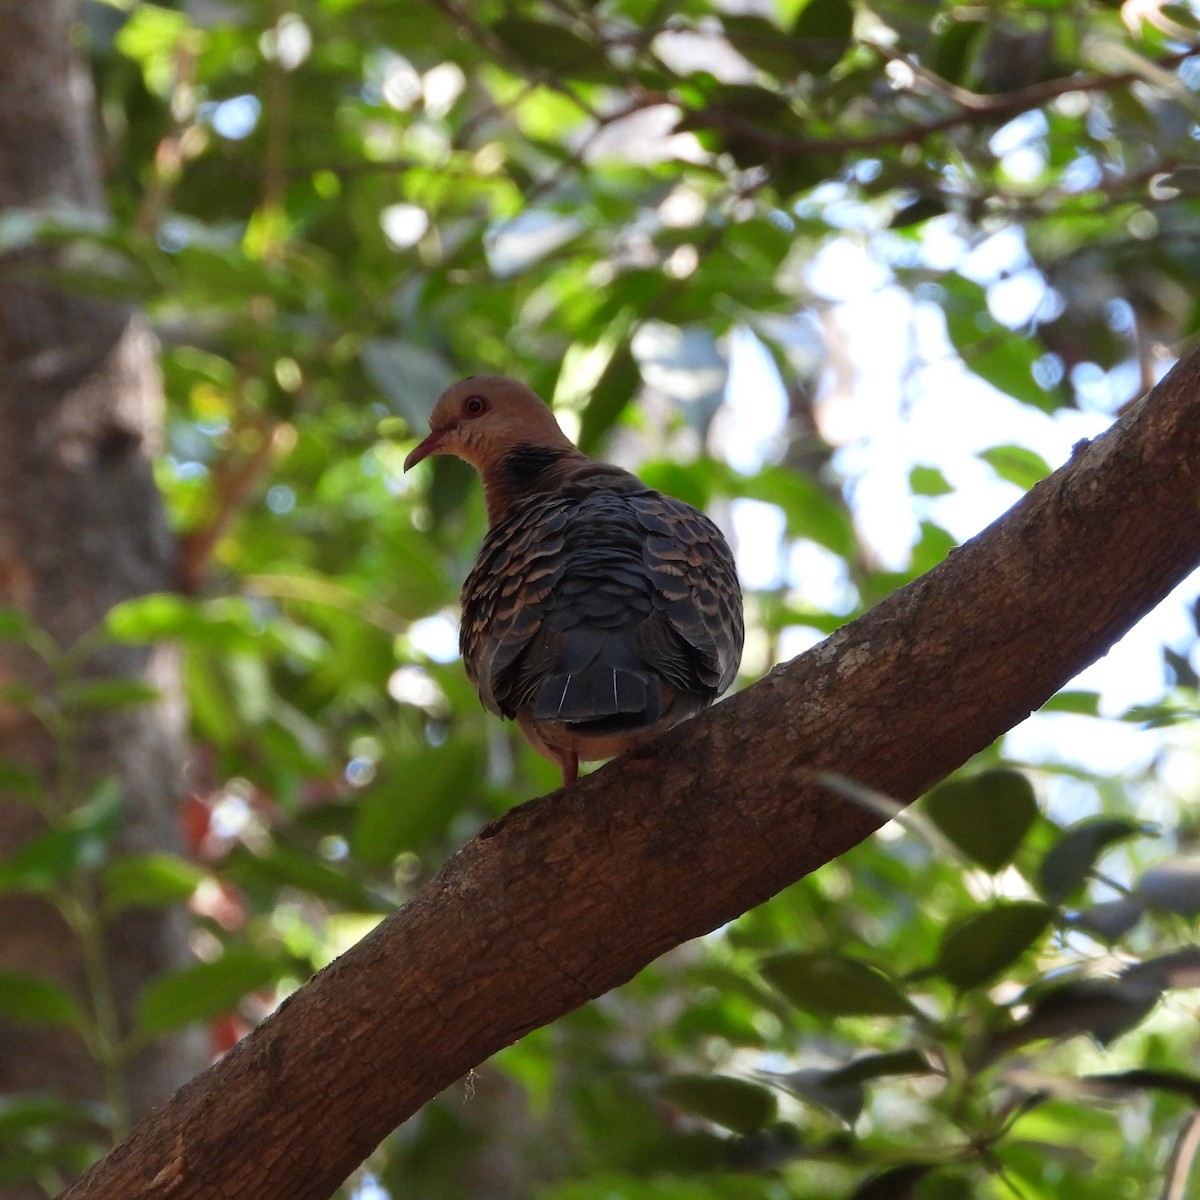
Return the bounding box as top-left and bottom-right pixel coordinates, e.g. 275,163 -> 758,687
64,333 -> 1200,1199
422,1 -> 1200,158
691,43 -> 1200,156
260,0 -> 292,218
230,40 -> 1200,183
175,417 -> 282,594
869,41 -> 1200,118
133,42 -> 199,237
1163,1111 -> 1200,1200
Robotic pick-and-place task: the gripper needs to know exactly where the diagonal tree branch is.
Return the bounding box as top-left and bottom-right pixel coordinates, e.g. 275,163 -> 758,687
65,342 -> 1200,1200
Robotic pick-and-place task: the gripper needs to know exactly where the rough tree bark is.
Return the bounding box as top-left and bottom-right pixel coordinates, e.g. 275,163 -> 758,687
63,337 -> 1200,1198
0,0 -> 205,1182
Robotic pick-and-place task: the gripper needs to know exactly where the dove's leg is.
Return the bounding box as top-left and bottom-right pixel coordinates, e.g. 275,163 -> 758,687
561,752 -> 578,787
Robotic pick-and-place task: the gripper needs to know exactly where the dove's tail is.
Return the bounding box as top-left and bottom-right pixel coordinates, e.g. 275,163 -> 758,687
531,657 -> 661,733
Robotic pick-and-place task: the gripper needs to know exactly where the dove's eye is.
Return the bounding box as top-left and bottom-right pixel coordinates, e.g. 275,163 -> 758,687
464,395 -> 489,418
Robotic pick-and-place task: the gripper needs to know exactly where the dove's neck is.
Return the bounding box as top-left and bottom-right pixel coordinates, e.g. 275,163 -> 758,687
481,442 -> 591,526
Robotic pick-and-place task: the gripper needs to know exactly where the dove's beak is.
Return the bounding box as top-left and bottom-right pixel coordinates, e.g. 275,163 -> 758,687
403,429 -> 448,471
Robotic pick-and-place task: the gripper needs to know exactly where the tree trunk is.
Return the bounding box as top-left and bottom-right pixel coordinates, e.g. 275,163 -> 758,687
61,336 -> 1200,1200
0,1 -> 205,1190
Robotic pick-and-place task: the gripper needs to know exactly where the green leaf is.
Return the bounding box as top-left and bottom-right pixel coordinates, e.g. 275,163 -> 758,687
682,84 -> 804,168
0,681 -> 43,715
491,18 -> 610,80
225,839 -> 390,913
922,769 -> 1038,872
790,0 -> 854,71
825,1049 -> 933,1086
761,952 -> 913,1016
1038,817 -> 1146,903
1161,5 -> 1200,31
1040,690 -> 1101,716
940,276 -> 1058,411
0,609 -> 36,641
136,948 -> 284,1037
659,1074 -> 777,1135
577,345 -> 640,455
908,465 -> 954,496
57,678 -> 161,712
1135,856 -> 1200,918
739,466 -> 855,557
0,1094 -> 102,1137
0,760 -> 41,797
909,521 -> 956,576
1133,946 -> 1200,989
695,83 -> 802,133
0,971 -> 87,1031
107,594 -> 328,660
936,901 -> 1052,991
185,652 -> 240,749
931,17 -> 985,85
225,652 -> 271,724
978,444 -> 1053,490
776,1067 -> 863,1124
0,783 -> 123,893
772,148 -> 841,198
105,593 -> 197,641
114,4 -> 194,93
1067,899 -> 1143,942
361,339 -> 455,432
638,461 -> 710,512
102,853 -> 205,913
776,1054 -> 930,1126
850,1165 -> 931,1200
995,976 -> 1160,1050
352,740 -> 485,867
890,196 -> 947,230
721,16 -> 809,79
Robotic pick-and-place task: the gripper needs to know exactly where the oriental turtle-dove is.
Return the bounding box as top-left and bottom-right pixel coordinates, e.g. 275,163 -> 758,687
404,376 -> 744,785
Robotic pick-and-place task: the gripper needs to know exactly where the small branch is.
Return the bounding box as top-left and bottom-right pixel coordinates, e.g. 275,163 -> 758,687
175,418 -> 283,595
691,43 -> 1200,157
133,42 -> 199,237
1162,1112 -> 1200,1200
260,0 -> 291,219
871,41 -> 1200,117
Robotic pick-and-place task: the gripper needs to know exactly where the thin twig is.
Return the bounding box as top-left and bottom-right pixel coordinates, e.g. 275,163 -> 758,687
1161,1111 -> 1200,1200
260,0 -> 291,218
133,42 -> 199,237
175,417 -> 284,594
689,43 -> 1200,156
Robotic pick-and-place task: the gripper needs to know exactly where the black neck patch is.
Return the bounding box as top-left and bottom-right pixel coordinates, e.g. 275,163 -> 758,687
501,443 -> 567,488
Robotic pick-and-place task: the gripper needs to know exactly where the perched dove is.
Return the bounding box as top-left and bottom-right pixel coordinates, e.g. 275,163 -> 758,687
404,376 -> 744,785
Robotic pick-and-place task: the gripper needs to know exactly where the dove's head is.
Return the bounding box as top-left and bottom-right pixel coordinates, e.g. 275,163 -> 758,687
403,376 -> 575,475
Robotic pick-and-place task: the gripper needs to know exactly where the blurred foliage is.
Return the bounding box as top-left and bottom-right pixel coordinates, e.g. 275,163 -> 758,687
4,0 -> 1200,1195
